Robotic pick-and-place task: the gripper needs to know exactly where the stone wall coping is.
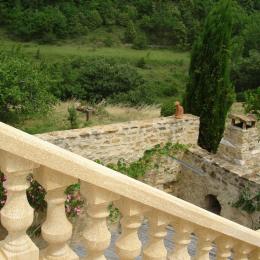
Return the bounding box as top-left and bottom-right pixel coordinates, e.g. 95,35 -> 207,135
187,147 -> 259,183
37,114 -> 198,140
1,122 -> 260,247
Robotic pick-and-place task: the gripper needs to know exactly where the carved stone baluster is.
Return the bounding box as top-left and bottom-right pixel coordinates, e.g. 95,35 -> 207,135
143,210 -> 170,260
115,198 -> 147,259
168,219 -> 194,260
215,236 -> 234,260
0,151 -> 39,260
233,243 -> 254,260
81,183 -> 120,260
195,228 -> 218,260
35,167 -> 79,260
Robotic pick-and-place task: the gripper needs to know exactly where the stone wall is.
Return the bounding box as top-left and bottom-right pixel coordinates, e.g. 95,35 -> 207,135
172,148 -> 260,228
37,115 -> 260,228
37,114 -> 199,163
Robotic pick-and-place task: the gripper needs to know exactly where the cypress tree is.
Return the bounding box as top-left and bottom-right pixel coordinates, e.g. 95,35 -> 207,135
184,0 -> 235,153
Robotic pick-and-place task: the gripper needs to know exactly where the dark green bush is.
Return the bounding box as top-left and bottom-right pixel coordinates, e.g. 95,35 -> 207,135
9,7 -> 67,42
111,83 -> 155,106
132,33 -> 148,49
136,57 -> 146,68
84,10 -> 103,30
160,100 -> 176,117
232,50 -> 260,92
51,57 -> 144,102
68,105 -> 79,129
103,36 -> 114,47
124,20 -> 137,43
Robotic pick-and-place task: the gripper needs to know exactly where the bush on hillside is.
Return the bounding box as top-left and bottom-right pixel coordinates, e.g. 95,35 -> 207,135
232,50 -> 260,92
132,33 -> 148,49
124,20 -> 137,43
51,57 -> 145,102
110,83 -> 155,106
9,7 -> 67,42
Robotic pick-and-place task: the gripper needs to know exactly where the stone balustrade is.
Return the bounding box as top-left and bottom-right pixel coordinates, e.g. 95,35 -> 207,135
0,122 -> 259,259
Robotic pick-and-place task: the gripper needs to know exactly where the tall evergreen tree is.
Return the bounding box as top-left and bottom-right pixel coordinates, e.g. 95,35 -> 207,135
184,0 -> 235,153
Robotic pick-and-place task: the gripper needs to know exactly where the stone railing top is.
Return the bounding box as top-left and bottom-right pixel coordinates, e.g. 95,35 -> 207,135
0,122 -> 260,247
37,114 -> 198,139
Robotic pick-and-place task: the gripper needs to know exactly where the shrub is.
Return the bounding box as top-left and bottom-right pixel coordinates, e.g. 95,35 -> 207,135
161,100 -> 176,117
133,33 -> 148,50
9,7 -> 67,42
0,49 -> 56,123
244,87 -> 260,119
103,36 -> 114,47
136,57 -> 146,68
68,105 -> 79,129
117,12 -> 129,27
232,50 -> 260,92
84,10 -> 103,30
124,20 -> 137,43
50,57 -> 145,103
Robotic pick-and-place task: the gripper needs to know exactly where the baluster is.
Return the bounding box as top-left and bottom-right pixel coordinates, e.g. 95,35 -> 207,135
233,243 -> 253,260
115,198 -> 147,259
81,183 -> 120,260
168,219 -> 194,260
143,210 -> 170,260
195,228 -> 218,260
0,151 -> 39,260
215,236 -> 234,260
35,167 -> 79,260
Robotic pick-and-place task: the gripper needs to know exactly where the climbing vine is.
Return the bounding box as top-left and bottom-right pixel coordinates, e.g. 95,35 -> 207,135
233,187 -> 260,214
105,142 -> 188,179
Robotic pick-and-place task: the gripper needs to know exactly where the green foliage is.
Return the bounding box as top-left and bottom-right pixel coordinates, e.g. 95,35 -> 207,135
233,187 -> 260,214
161,100 -> 176,117
232,50 -> 260,92
136,57 -> 146,69
26,175 -> 47,212
185,0 -> 235,153
106,142 -> 188,179
51,57 -> 144,102
110,83 -> 155,106
244,87 -> 260,119
65,183 -> 84,219
0,0 -> 257,48
124,20 -> 137,43
84,10 -> 103,30
0,49 -> 56,123
67,105 -> 78,129
9,7 -> 67,42
132,33 -> 148,50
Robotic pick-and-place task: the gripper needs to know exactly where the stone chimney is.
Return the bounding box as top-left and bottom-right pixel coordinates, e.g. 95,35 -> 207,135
217,114 -> 259,166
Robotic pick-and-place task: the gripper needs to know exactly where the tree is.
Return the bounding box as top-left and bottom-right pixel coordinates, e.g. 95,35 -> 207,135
184,0 -> 234,153
0,49 -> 56,122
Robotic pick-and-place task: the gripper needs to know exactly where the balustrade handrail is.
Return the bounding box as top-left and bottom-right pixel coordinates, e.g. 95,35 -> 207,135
0,122 -> 259,248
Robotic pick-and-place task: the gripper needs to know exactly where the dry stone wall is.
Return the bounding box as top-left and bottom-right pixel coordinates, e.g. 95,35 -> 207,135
38,114 -> 199,163
172,148 -> 260,229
